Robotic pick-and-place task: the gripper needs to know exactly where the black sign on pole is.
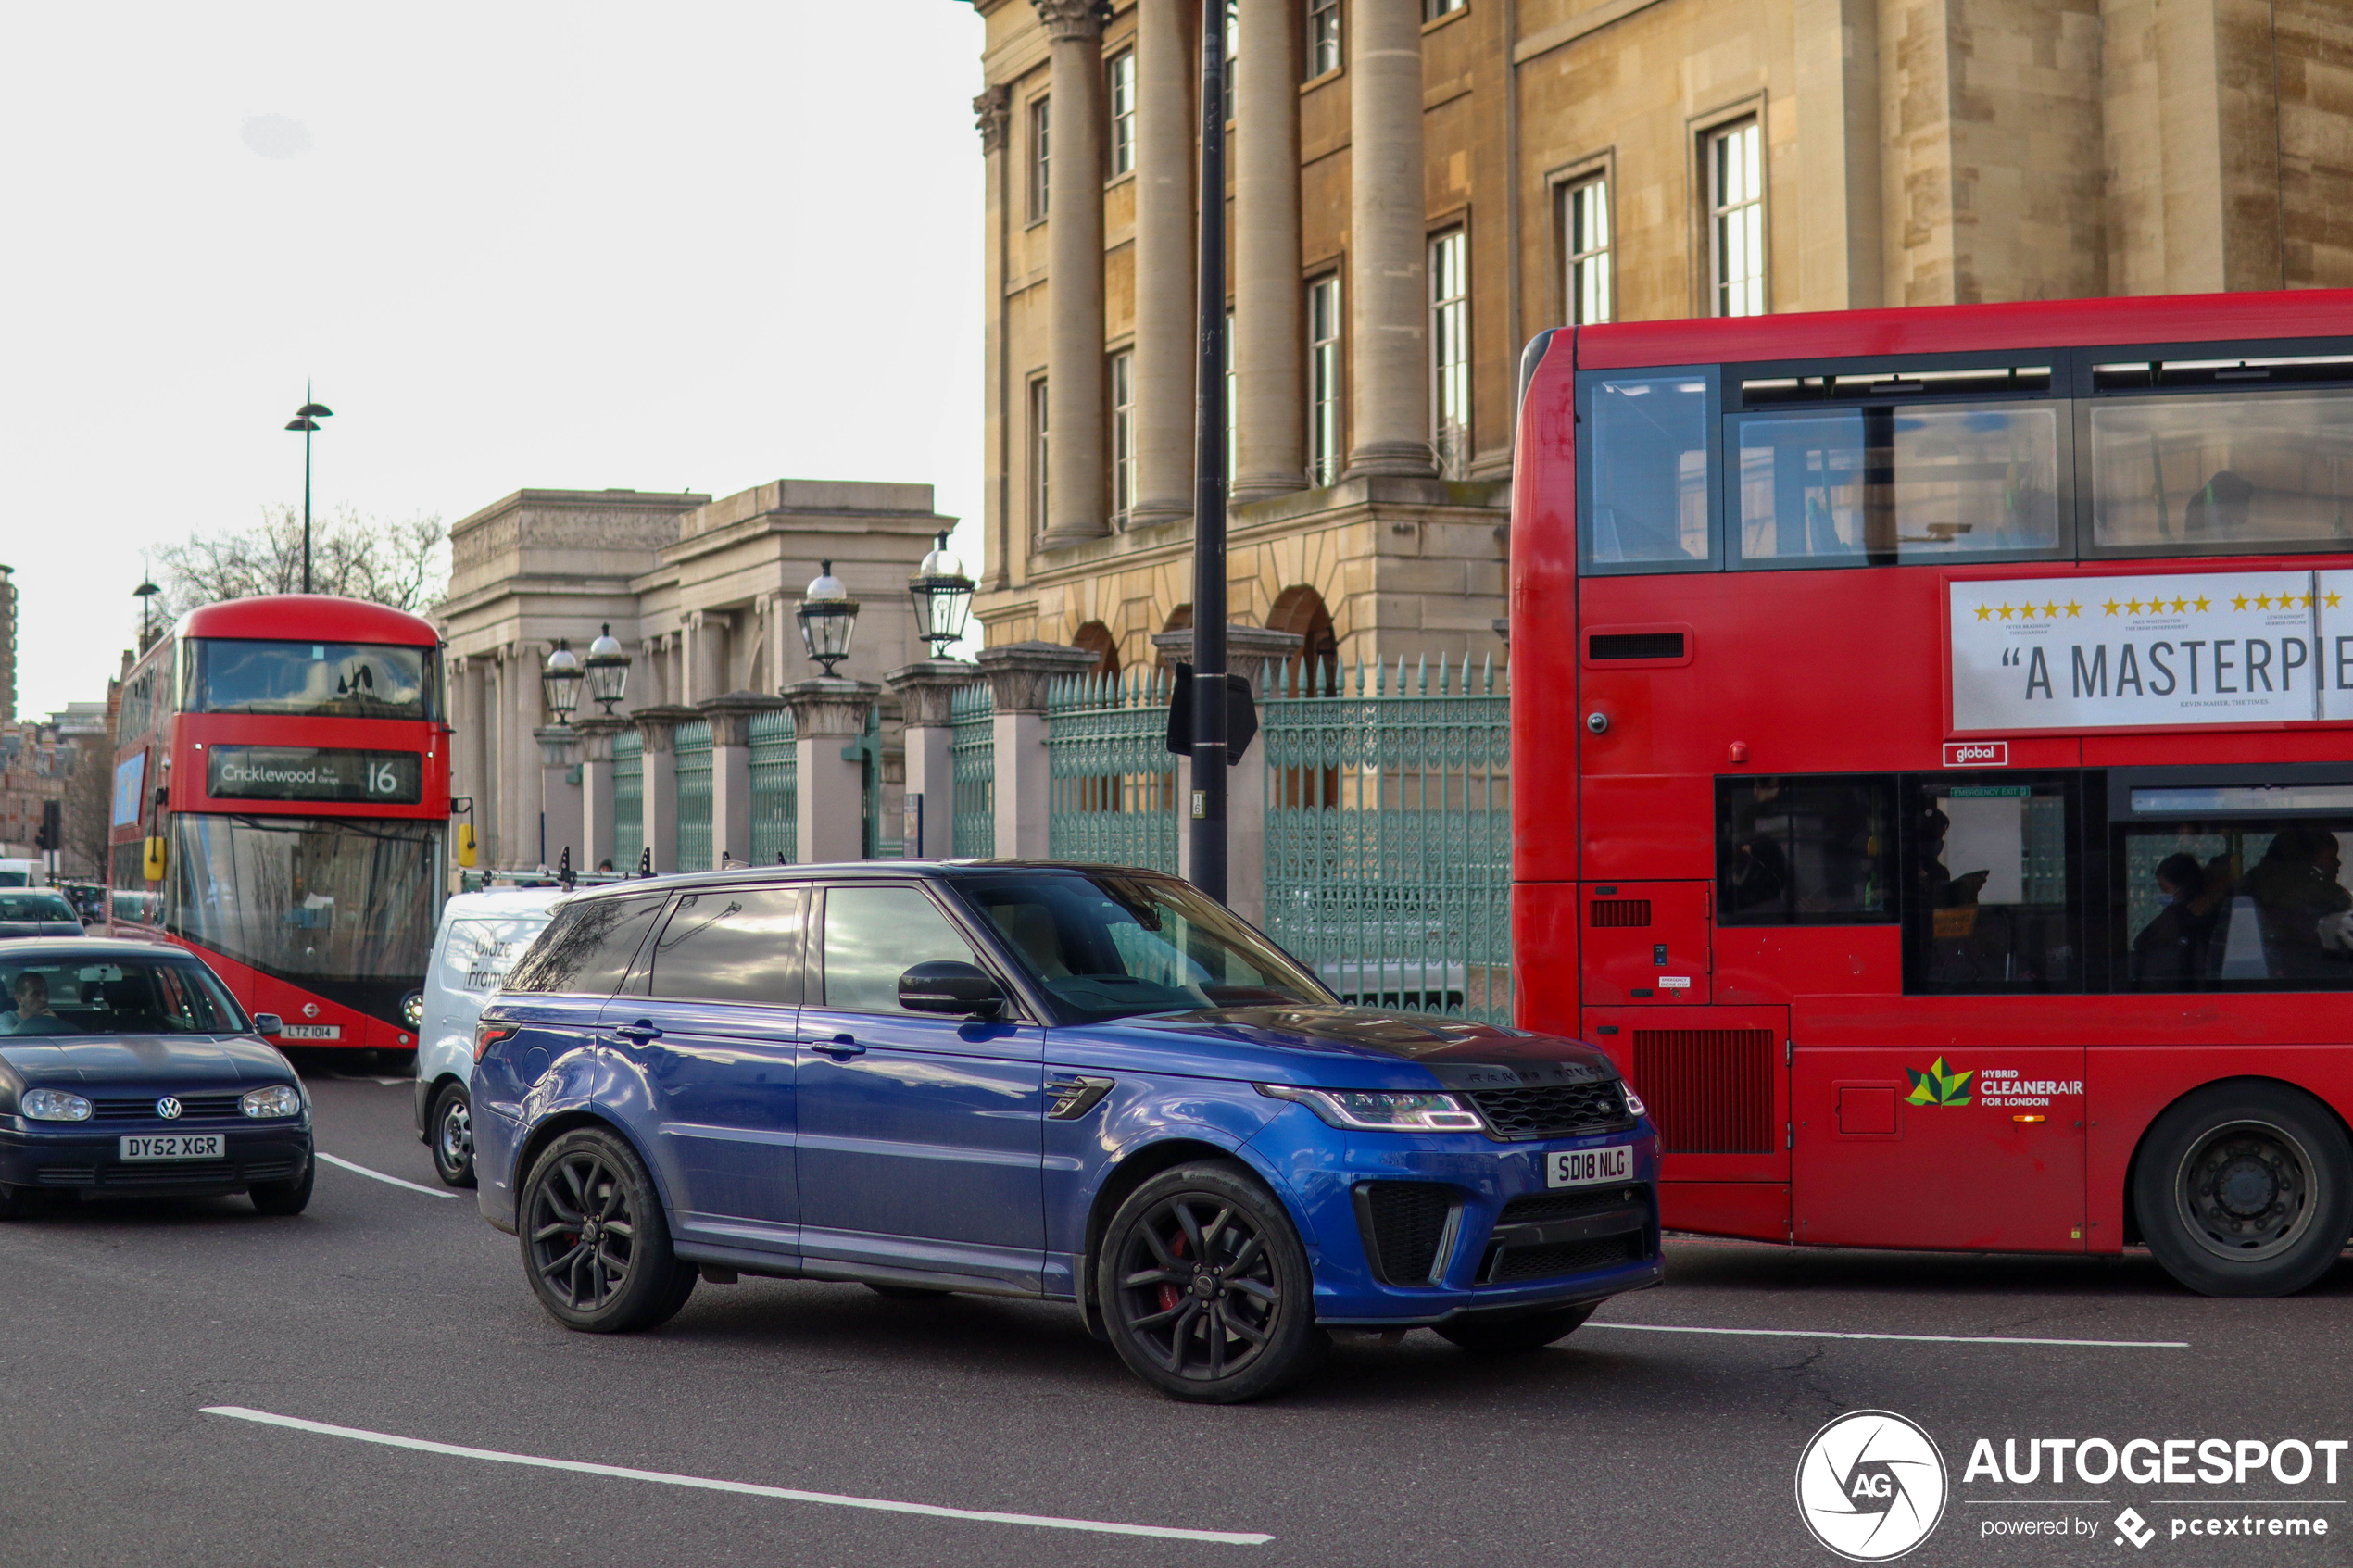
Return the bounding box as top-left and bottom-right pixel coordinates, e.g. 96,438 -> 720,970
1190,0 -> 1230,904
1164,664 -> 1257,763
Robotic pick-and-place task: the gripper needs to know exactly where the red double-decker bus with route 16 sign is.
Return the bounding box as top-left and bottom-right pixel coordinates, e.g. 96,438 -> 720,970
108,596 -> 448,1053
1510,288 -> 2353,1298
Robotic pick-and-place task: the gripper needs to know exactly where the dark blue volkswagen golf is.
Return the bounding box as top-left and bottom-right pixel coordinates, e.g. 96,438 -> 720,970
472,863 -> 1660,1402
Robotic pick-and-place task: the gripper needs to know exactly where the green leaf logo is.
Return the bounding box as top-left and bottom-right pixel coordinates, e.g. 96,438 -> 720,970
1904,1057 -> 1975,1107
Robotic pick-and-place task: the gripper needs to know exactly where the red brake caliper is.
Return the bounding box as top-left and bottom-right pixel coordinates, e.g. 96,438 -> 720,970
1158,1228 -> 1188,1313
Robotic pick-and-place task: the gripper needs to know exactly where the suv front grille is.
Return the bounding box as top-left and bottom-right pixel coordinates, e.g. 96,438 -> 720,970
1487,1234 -> 1645,1284
1468,1083 -> 1635,1141
1496,1185 -> 1648,1227
93,1094 -> 245,1123
1355,1182 -> 1455,1285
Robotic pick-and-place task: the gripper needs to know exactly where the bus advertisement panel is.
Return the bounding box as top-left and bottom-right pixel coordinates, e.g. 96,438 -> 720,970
1511,289 -> 2353,1298
108,595 -> 449,1052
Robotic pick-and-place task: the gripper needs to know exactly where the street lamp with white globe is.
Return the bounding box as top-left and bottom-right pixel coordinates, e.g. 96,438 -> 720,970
796,561 -> 860,676
908,531 -> 975,659
541,640 -> 585,725
584,624 -> 630,715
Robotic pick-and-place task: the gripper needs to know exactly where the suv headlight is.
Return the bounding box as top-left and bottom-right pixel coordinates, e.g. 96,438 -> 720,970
21,1088 -> 93,1122
241,1085 -> 302,1119
1623,1087 -> 1647,1117
1257,1084 -> 1485,1132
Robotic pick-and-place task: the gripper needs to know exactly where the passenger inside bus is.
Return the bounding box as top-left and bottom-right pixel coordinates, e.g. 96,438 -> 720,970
2181,469 -> 2255,541
2234,824 -> 2353,982
2129,853 -> 2218,985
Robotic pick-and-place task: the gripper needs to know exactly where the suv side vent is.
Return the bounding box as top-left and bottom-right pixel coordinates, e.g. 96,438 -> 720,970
1590,898 -> 1653,928
1353,1182 -> 1457,1285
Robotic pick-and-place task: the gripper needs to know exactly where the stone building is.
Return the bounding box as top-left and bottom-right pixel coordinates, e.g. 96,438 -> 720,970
964,0 -> 2352,671
434,479 -> 954,872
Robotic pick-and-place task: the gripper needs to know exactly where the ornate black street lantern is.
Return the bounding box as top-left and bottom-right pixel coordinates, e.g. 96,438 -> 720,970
796,560 -> 859,677
585,623 -> 630,715
541,639 -> 585,724
908,531 -> 975,659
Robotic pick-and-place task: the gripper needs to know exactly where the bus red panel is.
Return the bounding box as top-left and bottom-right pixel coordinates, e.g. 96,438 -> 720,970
1659,1183 -> 1791,1243
1716,926 -> 1902,1006
1510,881 -> 1580,1036
1580,882 -> 1711,1005
1513,328 -> 1581,884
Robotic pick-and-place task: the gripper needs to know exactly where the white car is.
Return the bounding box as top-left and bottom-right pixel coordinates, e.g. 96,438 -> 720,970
412,885 -> 569,1187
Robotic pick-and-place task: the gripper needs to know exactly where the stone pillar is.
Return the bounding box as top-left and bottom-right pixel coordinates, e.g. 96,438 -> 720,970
455,658 -> 489,867
503,646 -> 540,868
976,82 -> 1016,583
701,691 -> 786,868
685,610 -> 732,707
977,641 -> 1099,858
784,678 -> 881,864
1149,624 -> 1302,926
633,705 -> 698,873
534,726 -> 584,873
575,716 -> 625,873
1233,0 -> 1305,503
1035,0 -> 1108,547
887,659 -> 983,859
1346,0 -> 1434,479
1129,0 -> 1195,526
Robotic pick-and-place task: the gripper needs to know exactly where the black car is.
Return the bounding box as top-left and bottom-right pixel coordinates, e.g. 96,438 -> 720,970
0,940 -> 314,1216
0,889 -> 85,938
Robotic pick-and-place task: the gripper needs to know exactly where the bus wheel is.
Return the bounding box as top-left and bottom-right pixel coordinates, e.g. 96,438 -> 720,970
2134,1083 -> 2353,1298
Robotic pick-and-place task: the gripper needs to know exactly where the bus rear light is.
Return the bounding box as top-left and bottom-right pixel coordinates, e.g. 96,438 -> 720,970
474,1024 -> 520,1063
2011,1113 -> 2046,1123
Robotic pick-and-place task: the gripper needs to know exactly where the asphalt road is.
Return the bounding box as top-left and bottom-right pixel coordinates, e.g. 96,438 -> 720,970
4,1062 -> 2349,1568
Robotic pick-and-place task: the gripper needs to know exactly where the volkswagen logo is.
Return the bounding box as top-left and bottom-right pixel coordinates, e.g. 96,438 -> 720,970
156,1097 -> 183,1120
1795,1410 -> 1948,1561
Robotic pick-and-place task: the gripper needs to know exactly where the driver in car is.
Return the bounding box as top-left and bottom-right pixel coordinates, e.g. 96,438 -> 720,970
0,972 -> 82,1035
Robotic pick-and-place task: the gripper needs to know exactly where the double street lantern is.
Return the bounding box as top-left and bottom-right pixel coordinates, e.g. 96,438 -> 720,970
908,530 -> 975,659
796,560 -> 859,676
585,623 -> 630,715
283,390 -> 333,595
541,640 -> 585,725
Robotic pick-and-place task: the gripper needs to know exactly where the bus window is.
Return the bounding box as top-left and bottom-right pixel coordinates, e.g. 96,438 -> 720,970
2088,389 -> 2353,552
183,639 -> 439,721
1904,777 -> 2078,992
1733,402 -> 2062,566
1584,373 -> 1713,569
2117,819 -> 2353,989
1717,776 -> 1895,924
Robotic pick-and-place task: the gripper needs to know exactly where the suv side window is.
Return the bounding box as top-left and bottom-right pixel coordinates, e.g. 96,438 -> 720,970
645,887 -> 807,1007
506,896 -> 665,996
818,884 -> 984,1014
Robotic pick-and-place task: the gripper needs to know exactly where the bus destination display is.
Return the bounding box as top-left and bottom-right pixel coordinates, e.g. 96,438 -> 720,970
207,746 -> 423,805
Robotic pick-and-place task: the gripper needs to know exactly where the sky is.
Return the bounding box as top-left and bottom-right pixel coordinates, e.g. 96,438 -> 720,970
1,1 -> 987,721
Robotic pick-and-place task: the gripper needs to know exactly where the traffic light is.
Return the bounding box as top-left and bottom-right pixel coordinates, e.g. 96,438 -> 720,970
34,800 -> 61,852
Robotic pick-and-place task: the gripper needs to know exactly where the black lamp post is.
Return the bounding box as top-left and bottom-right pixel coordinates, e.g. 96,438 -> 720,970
283,386 -> 333,594
541,640 -> 585,725
908,531 -> 975,659
796,561 -> 860,677
132,579 -> 162,648
585,624 -> 630,715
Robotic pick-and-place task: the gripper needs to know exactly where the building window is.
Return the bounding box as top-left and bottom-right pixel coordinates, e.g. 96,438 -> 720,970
1223,309 -> 1237,491
1028,375 -> 1051,533
1107,51 -> 1136,177
1307,276 -> 1341,485
1565,175 -> 1611,325
1222,1 -> 1239,123
1429,230 -> 1470,480
1307,0 -> 1341,77
1110,350 -> 1136,525
1028,96 -> 1051,221
1424,0 -> 1464,18
1709,119 -> 1765,318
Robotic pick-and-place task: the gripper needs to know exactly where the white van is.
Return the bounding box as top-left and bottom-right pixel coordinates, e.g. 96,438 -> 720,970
412,885 -> 570,1187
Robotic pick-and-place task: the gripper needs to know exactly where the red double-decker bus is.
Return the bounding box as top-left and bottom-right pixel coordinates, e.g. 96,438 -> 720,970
109,596 -> 449,1053
1512,289 -> 2353,1297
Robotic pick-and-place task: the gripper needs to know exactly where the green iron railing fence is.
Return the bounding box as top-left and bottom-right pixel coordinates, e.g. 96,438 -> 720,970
673,719 -> 713,872
1261,654 -> 1511,1024
1046,668 -> 1180,873
749,708 -> 797,865
950,683 -> 995,858
611,729 -> 643,872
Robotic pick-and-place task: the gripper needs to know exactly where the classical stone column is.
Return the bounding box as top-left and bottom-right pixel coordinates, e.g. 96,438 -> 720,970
1149,624 -> 1302,926
454,657 -> 489,865
1128,0 -> 1195,526
1233,0 -> 1305,503
1346,0 -> 1435,479
632,704 -> 698,873
975,82 -> 1017,583
574,715 -> 626,872
1035,0 -> 1108,546
502,646 -> 539,868
887,659 -> 983,859
701,691 -> 787,867
784,678 -> 881,864
534,726 -> 584,872
977,641 -> 1099,857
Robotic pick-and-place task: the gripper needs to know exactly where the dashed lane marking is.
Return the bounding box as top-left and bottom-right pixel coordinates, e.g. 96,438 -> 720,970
1584,1320 -> 2188,1349
200,1407 -> 1274,1545
316,1152 -> 461,1199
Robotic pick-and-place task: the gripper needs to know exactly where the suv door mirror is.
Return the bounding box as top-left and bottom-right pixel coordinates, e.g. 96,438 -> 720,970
898,960 -> 1005,1018
252,1013 -> 283,1037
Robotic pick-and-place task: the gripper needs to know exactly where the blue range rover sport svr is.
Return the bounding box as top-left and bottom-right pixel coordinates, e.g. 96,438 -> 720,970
471,862 -> 1661,1402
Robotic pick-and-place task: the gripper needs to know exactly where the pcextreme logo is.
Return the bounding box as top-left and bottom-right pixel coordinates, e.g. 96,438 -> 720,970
1905,1058 -> 1975,1107
1796,1410 -> 1950,1561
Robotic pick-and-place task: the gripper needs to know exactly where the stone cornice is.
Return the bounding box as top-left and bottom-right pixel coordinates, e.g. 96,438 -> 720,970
781,677 -> 882,739
697,689 -> 789,747
630,704 -> 702,750
976,640 -> 1098,713
884,659 -> 986,726
1150,624 -> 1303,685
1031,0 -> 1103,43
974,82 -> 1012,153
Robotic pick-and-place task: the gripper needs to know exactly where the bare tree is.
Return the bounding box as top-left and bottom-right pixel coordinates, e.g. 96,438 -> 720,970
155,506 -> 448,617
60,739 -> 112,879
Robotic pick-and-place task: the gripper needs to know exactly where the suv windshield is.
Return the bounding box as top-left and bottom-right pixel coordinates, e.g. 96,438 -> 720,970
953,871 -> 1329,1022
0,957 -> 247,1036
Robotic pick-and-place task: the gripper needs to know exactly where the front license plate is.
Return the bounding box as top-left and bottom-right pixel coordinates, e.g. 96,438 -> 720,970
281,1024 -> 340,1040
1546,1145 -> 1633,1188
120,1135 -> 225,1161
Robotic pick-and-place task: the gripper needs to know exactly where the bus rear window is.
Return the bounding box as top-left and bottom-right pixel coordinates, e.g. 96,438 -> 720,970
183,640 -> 439,721
2089,389 -> 2353,553
1585,374 -> 1712,569
1718,776 -> 1895,924
1905,778 -> 2078,993
2118,820 -> 2353,990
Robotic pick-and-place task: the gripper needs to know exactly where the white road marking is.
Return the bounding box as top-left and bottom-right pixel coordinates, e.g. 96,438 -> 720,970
1585,1320 -> 2187,1349
316,1153 -> 461,1200
370,1077 -> 409,1087
200,1407 -> 1273,1545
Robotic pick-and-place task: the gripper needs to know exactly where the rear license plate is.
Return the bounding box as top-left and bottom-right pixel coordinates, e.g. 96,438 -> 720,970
120,1135 -> 225,1160
281,1024 -> 341,1040
1546,1145 -> 1633,1188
